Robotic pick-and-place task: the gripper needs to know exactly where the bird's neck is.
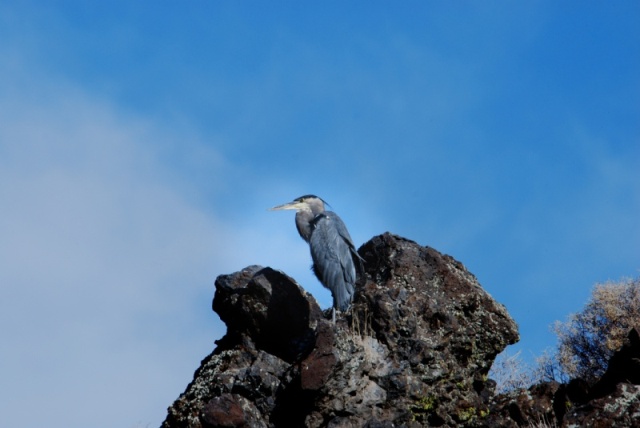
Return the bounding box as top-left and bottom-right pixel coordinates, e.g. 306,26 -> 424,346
295,209 -> 315,242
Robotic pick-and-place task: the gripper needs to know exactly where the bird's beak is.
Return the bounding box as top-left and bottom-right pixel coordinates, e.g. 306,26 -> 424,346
269,201 -> 304,211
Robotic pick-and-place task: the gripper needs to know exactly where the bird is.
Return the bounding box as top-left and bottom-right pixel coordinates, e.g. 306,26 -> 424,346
270,195 -> 362,322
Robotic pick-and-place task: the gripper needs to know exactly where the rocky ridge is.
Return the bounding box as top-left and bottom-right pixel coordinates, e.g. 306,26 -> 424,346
161,233 -> 640,427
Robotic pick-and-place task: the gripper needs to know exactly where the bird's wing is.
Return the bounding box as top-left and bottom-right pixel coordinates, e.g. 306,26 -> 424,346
329,212 -> 365,276
327,213 -> 360,280
309,212 -> 356,311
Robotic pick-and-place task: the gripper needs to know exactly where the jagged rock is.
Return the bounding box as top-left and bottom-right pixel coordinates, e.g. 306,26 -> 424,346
162,266 -> 320,428
589,328 -> 640,400
562,328 -> 640,427
202,394 -> 265,428
161,233 -> 520,427
485,328 -> 640,427
564,383 -> 640,427
483,381 -> 562,427
163,234 -> 640,426
212,265 -> 323,363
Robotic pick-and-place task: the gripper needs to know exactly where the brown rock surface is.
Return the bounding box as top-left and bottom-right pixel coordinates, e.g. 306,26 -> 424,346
160,233 -> 639,427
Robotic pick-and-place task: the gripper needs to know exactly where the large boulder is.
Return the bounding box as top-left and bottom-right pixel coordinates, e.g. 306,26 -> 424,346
161,233 -> 520,427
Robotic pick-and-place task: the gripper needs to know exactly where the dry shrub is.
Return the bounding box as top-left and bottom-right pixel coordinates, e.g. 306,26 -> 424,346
552,276 -> 640,382
531,349 -> 568,384
490,350 -> 540,394
492,277 -> 639,391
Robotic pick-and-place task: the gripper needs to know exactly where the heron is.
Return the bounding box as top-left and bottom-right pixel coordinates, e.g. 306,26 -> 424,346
270,195 -> 362,322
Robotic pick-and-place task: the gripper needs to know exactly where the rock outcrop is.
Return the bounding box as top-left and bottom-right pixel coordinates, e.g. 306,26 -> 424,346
486,328 -> 640,427
160,233 -> 640,427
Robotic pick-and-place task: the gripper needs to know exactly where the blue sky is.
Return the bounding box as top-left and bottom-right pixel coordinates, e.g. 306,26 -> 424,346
1,2 -> 638,427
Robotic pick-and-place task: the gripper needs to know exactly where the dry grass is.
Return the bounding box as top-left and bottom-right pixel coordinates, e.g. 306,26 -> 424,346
527,418 -> 559,428
350,301 -> 373,337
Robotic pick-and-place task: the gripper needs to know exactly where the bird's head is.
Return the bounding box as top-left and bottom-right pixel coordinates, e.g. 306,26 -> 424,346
270,194 -> 327,215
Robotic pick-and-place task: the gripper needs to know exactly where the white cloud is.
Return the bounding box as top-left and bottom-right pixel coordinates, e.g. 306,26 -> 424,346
0,69 -> 302,427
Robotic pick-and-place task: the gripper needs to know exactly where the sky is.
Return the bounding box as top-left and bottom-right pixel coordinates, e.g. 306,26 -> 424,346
0,1 -> 638,427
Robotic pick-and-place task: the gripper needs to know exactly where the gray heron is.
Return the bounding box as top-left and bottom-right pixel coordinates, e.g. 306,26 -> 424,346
270,195 -> 362,322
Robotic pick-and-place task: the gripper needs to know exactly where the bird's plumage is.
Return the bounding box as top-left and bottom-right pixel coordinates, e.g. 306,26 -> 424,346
310,211 -> 357,312
270,195 -> 361,319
